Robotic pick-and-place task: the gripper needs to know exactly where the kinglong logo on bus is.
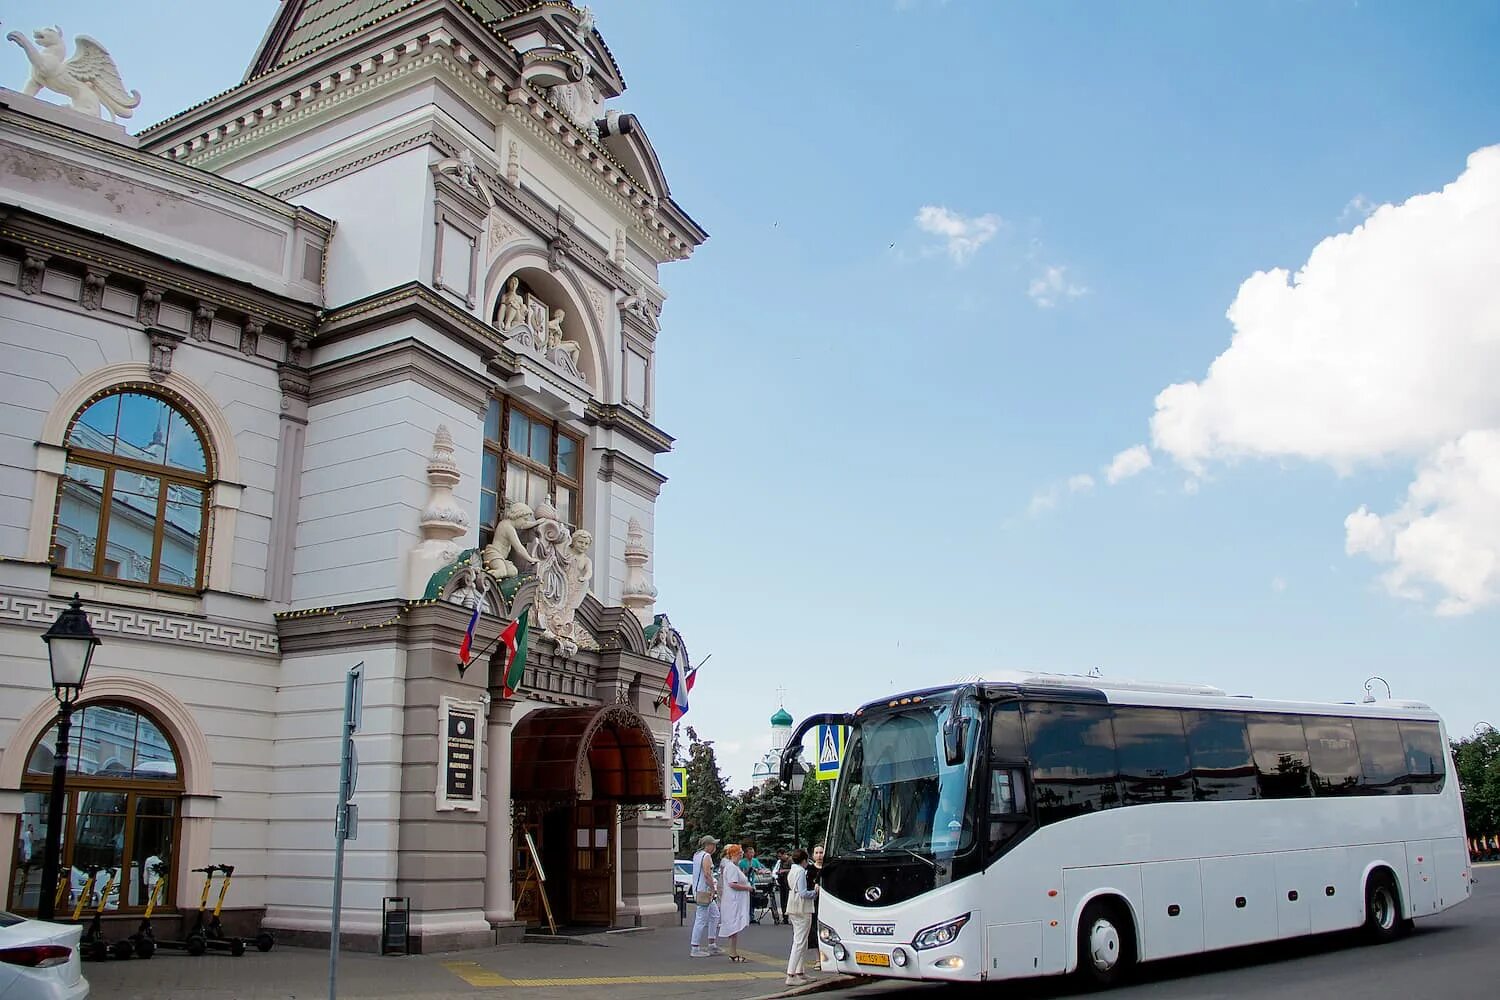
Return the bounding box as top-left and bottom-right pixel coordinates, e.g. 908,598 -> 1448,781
852,922 -> 895,936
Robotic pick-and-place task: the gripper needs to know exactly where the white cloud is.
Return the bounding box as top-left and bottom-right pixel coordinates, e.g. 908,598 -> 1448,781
1341,193 -> 1377,221
1028,472 -> 1095,515
1148,144 -> 1500,614
1068,473 -> 1096,493
1344,430 -> 1500,615
914,205 -> 1001,264
1027,265 -> 1089,308
1106,445 -> 1153,484
1028,489 -> 1059,516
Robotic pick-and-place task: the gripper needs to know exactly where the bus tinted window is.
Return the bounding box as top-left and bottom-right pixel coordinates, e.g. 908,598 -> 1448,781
1112,708 -> 1192,805
1399,721 -> 1446,790
991,702 -> 1026,760
1303,717 -> 1361,796
1353,718 -> 1408,793
1246,714 -> 1312,799
1184,711 -> 1257,801
1023,702 -> 1118,825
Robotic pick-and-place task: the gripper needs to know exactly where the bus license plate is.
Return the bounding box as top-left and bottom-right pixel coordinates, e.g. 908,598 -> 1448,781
854,952 -> 890,967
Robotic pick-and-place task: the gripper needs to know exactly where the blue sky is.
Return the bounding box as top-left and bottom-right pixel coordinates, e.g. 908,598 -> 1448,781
9,1 -> 1498,789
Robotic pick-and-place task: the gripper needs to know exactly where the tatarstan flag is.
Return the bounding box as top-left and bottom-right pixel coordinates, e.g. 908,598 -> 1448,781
499,609 -> 530,699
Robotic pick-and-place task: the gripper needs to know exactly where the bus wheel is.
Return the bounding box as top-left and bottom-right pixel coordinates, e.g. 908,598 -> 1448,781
1076,900 -> 1135,989
1363,872 -> 1405,944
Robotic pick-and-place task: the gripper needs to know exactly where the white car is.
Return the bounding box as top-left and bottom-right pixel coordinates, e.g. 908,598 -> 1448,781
0,910 -> 89,999
673,860 -> 693,890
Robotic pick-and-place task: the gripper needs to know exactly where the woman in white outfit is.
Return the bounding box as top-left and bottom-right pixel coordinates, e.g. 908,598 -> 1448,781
718,844 -> 753,962
784,848 -> 818,986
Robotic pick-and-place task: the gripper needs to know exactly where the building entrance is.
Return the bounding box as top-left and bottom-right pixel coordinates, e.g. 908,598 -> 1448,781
510,705 -> 661,929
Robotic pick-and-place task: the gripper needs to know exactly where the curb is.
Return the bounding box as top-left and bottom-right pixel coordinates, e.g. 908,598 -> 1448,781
521,933 -> 613,947
750,973 -> 865,1000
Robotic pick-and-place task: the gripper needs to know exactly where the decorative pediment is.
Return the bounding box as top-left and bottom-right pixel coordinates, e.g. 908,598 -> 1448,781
490,3 -> 625,100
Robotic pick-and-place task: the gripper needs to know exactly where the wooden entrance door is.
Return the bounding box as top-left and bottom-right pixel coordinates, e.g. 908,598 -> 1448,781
570,801 -> 615,926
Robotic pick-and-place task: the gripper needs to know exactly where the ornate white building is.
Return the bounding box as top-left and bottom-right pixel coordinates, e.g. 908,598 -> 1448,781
0,1 -> 704,951
750,708 -> 796,788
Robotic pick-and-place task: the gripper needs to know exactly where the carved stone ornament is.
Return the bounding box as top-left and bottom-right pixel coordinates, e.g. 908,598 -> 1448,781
81,269 -> 107,310
620,517 -> 657,625
146,328 -> 184,383
6,27 -> 142,120
191,302 -> 215,342
528,496 -> 598,657
136,286 -> 163,326
406,425 -> 473,600
435,147 -> 494,210
239,317 -> 264,357
506,140 -> 520,188
18,252 -> 47,295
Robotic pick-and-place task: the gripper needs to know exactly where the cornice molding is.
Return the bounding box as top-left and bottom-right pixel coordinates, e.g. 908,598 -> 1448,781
586,402 -> 674,456
309,335 -> 492,413
598,449 -> 667,500
316,280 -> 514,369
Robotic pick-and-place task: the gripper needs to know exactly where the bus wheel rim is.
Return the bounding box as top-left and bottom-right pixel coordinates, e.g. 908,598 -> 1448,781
1374,887 -> 1395,930
1088,918 -> 1120,972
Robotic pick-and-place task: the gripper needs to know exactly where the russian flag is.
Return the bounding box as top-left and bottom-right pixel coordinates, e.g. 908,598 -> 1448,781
666,644 -> 695,723
457,600 -> 482,668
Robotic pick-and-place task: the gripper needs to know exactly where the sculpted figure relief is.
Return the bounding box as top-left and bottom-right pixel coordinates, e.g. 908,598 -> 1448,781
8,27 -> 141,120
482,499 -> 537,581
559,530 -> 594,624
546,308 -> 583,372
449,551 -> 489,611
498,276 -> 526,330
523,496 -> 596,655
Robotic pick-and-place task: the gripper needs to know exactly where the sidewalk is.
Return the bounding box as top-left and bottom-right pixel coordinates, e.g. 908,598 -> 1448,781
84,919 -> 861,1000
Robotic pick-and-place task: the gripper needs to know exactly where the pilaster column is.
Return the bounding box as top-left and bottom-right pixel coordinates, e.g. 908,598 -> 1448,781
484,700 -> 516,924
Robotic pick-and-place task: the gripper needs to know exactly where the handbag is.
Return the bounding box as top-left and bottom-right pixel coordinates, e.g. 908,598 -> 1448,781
694,889 -> 714,905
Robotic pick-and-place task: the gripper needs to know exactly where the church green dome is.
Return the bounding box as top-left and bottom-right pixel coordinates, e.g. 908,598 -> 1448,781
770,708 -> 794,727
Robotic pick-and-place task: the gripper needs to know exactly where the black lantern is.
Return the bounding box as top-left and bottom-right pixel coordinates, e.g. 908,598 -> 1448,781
36,594 -> 100,921
788,757 -> 806,850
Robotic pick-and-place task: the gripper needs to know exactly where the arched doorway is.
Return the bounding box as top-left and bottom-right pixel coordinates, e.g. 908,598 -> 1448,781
8,701 -> 183,915
510,705 -> 663,927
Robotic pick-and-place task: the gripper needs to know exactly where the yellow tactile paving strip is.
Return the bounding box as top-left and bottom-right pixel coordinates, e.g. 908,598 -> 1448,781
442,947 -> 796,989
442,961 -> 785,987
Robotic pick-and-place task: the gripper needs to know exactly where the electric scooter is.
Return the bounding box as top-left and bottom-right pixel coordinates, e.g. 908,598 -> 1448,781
153,865 -> 217,956
79,867 -> 120,962
121,861 -> 169,959
200,864 -> 245,956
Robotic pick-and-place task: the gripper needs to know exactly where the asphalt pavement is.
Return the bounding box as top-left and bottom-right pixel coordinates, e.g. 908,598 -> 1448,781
833,863 -> 1500,1000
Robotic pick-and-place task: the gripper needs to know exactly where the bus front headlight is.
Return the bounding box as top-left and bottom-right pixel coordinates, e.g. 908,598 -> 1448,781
818,924 -> 841,946
911,913 -> 971,951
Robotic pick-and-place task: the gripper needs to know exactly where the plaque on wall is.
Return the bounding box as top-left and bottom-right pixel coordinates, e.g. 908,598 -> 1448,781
437,697 -> 483,812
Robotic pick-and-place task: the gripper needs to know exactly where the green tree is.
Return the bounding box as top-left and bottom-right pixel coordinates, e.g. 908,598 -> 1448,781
799,776 -> 833,850
679,726 -> 732,857
732,779 -> 797,851
1453,728 -> 1500,836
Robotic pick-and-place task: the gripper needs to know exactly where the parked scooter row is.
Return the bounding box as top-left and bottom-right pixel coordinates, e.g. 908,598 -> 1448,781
69,861 -> 275,961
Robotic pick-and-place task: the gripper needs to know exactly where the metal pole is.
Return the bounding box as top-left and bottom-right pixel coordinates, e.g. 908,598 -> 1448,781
36,699 -> 72,922
329,663 -> 361,1000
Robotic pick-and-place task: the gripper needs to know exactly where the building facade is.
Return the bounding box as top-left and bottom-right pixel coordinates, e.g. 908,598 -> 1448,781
0,0 -> 704,951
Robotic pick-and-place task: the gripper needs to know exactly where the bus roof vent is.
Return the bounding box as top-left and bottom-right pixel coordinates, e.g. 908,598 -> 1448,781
1011,672 -> 1228,697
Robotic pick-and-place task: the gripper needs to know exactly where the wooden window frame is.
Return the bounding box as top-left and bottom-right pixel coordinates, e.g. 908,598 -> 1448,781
50,389 -> 212,595
483,396 -> 584,531
10,702 -> 186,916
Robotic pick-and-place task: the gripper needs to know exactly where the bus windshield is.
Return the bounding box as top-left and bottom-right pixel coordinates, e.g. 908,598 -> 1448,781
828,699 -> 980,860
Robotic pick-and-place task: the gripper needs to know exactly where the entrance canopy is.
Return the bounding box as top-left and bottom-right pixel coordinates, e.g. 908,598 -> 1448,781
511,705 -> 663,805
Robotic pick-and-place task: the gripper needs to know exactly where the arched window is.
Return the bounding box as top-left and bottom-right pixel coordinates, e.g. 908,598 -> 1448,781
9,702 -> 184,915
52,388 -> 212,592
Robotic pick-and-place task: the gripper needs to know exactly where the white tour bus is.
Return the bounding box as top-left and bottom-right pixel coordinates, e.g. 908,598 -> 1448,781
781,674 -> 1471,988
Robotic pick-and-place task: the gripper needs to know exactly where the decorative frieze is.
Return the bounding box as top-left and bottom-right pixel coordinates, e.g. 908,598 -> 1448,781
0,591 -> 279,656
81,268 -> 107,310
136,284 -> 163,326
19,251 -> 47,295
191,301 -> 216,342
145,327 -> 184,382
240,316 -> 264,357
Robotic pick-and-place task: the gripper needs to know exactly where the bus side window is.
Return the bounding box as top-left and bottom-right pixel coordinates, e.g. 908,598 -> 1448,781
1246,714 -> 1313,800
1304,717 -> 1361,796
1353,718 -> 1407,794
1184,710 -> 1257,801
988,767 -> 1030,852
1113,707 -> 1192,805
1398,721 -> 1446,792
1023,702 -> 1118,826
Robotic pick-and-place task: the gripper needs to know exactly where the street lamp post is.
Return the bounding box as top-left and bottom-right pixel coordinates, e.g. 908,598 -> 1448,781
1361,676 -> 1392,704
788,757 -> 806,850
36,594 -> 101,922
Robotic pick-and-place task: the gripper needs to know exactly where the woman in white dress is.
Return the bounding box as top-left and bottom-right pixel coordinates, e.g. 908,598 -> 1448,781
718,843 -> 753,962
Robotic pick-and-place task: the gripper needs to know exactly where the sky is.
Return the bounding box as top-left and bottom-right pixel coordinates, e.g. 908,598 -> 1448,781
7,1 -> 1498,790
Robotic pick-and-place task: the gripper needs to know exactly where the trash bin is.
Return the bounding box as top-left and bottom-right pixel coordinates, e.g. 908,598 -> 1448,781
381,897 -> 409,956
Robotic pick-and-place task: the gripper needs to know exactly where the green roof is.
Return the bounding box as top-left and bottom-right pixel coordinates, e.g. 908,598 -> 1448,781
264,0 -> 517,72
770,708 -> 793,727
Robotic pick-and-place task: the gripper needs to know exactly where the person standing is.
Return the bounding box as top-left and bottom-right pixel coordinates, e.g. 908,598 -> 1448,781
19,823 -> 33,866
718,844 -> 753,962
804,843 -> 825,968
784,848 -> 818,986
770,849 -> 790,925
689,835 -> 723,958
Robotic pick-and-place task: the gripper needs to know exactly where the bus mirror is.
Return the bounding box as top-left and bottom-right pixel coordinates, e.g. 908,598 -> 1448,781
943,717 -> 968,766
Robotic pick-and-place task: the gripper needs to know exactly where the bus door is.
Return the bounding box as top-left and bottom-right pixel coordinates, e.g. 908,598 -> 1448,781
987,701 -> 1034,857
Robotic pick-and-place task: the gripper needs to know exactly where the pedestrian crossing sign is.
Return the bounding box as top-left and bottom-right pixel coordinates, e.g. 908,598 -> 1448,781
815,724 -> 846,781
670,767 -> 688,798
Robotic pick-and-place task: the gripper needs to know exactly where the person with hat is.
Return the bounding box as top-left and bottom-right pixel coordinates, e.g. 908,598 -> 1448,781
689,835 -> 724,958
